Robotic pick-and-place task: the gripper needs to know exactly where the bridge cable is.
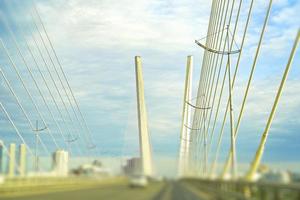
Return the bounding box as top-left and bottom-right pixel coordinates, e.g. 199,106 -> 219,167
27,26 -> 79,155
246,30 -> 299,181
220,0 -> 273,179
208,0 -> 255,177
205,0 -> 243,157
198,0 -> 237,175
0,45 -> 52,158
188,0 -> 219,173
195,0 -> 234,176
31,2 -> 98,151
193,0 -> 228,175
193,0 -> 225,173
209,0 -> 255,178
0,102 -> 34,156
196,0 -> 243,178
29,15 -> 86,157
0,101 -> 49,171
189,0 -> 223,174
3,0 -> 71,151
0,17 -> 60,150
28,9 -> 93,157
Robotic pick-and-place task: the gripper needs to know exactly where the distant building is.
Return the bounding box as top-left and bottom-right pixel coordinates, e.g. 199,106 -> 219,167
122,157 -> 142,176
259,170 -> 291,183
18,144 -> 26,176
8,143 -> 16,177
52,150 -> 69,176
290,172 -> 300,183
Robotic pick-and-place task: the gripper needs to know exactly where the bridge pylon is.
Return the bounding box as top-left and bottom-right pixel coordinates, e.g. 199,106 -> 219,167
134,56 -> 153,177
178,56 -> 193,177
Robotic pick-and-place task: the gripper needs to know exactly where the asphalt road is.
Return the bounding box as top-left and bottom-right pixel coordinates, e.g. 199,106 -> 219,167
0,181 -> 214,200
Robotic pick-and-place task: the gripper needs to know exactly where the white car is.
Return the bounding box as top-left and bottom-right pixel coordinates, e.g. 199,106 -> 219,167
0,176 -> 4,184
129,175 -> 148,188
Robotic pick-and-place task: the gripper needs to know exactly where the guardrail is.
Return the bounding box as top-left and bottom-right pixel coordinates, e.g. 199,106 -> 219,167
182,178 -> 300,200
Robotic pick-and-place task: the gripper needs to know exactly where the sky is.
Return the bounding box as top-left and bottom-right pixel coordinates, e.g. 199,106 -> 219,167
0,0 -> 299,176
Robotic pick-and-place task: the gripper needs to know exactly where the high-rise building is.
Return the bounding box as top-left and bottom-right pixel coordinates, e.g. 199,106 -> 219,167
122,157 -> 141,175
19,144 -> 26,176
52,150 -> 69,176
8,143 -> 16,177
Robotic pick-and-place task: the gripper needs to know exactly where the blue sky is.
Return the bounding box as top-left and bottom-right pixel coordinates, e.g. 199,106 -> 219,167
0,0 -> 299,174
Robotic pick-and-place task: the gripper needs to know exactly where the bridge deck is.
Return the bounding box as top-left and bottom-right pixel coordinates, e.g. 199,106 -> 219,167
0,180 -> 212,200
1,178 -> 300,200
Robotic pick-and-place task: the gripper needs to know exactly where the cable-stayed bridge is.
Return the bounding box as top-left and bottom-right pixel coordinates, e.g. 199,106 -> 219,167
0,0 -> 299,199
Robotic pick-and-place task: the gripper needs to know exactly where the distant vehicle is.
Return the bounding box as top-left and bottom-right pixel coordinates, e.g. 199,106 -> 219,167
0,176 -> 4,184
129,175 -> 148,188
71,160 -> 111,177
148,176 -> 163,182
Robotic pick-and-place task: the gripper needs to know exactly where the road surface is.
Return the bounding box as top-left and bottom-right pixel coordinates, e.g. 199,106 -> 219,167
0,181 -> 213,200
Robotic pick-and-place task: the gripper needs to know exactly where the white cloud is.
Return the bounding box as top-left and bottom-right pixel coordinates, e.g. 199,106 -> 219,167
35,0 -> 211,52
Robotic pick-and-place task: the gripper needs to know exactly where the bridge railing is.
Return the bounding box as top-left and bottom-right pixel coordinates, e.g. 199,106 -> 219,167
182,178 -> 300,200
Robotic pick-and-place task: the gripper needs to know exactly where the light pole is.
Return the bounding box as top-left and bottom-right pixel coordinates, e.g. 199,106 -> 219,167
32,120 -> 47,172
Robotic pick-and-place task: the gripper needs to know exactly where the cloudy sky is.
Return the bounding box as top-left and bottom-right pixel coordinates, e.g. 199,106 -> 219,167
0,0 -> 299,175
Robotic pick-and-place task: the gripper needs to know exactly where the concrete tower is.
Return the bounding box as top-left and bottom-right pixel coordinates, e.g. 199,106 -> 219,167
19,144 -> 27,176
178,56 -> 193,177
135,56 -> 153,177
52,150 -> 69,176
8,143 -> 16,177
